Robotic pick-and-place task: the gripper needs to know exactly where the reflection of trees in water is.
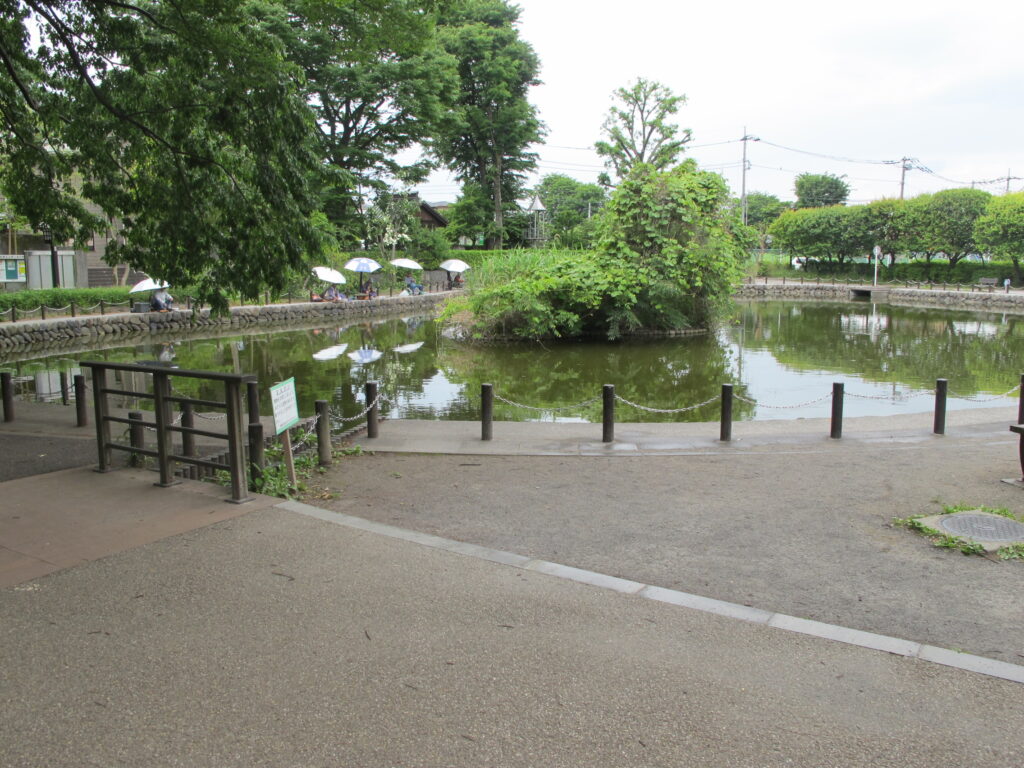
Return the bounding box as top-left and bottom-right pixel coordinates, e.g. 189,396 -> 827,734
736,301 -> 1024,394
437,333 -> 754,423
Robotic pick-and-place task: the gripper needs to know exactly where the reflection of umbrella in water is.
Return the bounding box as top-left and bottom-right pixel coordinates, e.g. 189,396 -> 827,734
392,342 -> 424,354
311,266 -> 346,284
389,257 -> 422,270
344,257 -> 383,292
129,277 -> 170,293
347,348 -> 383,364
312,343 -> 349,361
438,258 -> 470,273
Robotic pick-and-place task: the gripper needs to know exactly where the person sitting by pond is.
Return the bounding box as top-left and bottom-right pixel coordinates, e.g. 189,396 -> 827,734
323,284 -> 344,302
403,274 -> 423,295
150,287 -> 173,312
365,282 -> 378,299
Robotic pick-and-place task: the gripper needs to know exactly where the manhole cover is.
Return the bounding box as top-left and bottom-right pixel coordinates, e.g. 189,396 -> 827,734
938,513 -> 1024,542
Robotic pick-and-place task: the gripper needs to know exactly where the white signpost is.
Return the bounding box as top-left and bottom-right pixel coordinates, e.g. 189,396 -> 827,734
269,378 -> 300,486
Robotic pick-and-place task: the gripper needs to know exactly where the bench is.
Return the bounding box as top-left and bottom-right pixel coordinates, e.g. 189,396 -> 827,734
1010,425 -> 1024,481
973,277 -> 998,292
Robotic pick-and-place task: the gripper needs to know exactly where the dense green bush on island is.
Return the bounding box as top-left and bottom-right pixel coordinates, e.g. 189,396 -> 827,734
449,161 -> 751,341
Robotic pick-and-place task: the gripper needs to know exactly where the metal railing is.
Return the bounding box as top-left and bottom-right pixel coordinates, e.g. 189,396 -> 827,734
81,361 -> 255,502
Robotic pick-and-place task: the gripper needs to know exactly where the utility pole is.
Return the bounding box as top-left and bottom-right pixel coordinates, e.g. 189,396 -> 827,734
740,128 -> 759,226
899,158 -> 910,200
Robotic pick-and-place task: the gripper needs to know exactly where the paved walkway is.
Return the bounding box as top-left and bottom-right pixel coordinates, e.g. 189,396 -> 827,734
2,399 -> 1024,766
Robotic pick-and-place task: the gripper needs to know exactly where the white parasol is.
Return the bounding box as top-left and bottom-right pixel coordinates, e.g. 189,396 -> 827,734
312,343 -> 349,361
312,266 -> 346,284
343,257 -> 383,273
389,257 -> 423,270
392,342 -> 424,354
438,258 -> 470,273
347,348 -> 383,364
129,278 -> 170,293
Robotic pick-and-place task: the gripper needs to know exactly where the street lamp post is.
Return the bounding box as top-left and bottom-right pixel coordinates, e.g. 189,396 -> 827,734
41,224 -> 60,288
872,245 -> 882,287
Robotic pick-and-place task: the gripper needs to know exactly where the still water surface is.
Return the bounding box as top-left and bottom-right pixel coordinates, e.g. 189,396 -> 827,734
5,301 -> 1022,422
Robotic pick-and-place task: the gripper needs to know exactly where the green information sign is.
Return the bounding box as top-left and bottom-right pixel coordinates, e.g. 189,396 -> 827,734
269,377 -> 300,434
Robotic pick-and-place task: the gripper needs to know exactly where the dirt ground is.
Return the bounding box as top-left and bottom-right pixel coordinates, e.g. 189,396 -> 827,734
305,429 -> 1024,664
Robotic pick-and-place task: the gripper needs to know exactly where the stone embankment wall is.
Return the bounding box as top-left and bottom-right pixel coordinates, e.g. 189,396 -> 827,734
735,283 -> 1024,312
0,293 -> 448,357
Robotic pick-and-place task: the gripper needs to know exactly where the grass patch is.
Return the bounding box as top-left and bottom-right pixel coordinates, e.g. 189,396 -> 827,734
893,504 -> 1024,559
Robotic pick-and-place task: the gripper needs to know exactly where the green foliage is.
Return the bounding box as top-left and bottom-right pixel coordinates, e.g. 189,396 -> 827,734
744,192 -> 788,230
0,286 -> 132,312
794,173 -> 850,208
595,78 -> 691,181
974,192 -> 1024,282
283,0 -> 457,244
893,515 -> 985,556
0,1 -> 326,312
916,188 -> 992,265
535,174 -> 606,248
769,205 -> 872,264
432,0 -> 544,249
459,162 -> 748,340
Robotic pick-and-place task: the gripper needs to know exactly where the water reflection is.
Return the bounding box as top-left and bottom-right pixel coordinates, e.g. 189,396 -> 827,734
2,302 -> 1022,422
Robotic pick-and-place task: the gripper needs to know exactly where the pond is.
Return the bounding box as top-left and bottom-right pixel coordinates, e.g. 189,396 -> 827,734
4,300 -> 1023,423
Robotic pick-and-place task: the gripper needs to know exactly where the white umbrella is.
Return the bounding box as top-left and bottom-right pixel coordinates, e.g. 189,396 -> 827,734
312,343 -> 349,361
392,342 -> 424,354
438,258 -> 470,273
389,257 -> 422,270
347,348 -> 383,364
343,257 -> 383,273
312,266 -> 346,284
129,278 -> 170,293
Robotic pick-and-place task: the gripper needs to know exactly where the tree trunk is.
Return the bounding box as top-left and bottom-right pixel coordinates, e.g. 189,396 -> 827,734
492,154 -> 503,251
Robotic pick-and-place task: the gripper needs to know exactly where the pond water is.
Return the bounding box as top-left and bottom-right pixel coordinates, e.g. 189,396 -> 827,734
4,300 -> 1023,423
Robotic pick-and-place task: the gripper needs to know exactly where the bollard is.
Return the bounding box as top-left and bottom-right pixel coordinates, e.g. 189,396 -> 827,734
128,411 -> 145,466
248,421 -> 265,484
1018,373 -> 1024,425
316,400 -> 332,466
246,380 -> 261,427
2,371 -> 13,422
934,378 -> 948,435
181,401 -> 196,458
602,384 -> 615,443
366,381 -> 379,438
41,305 -> 46,320
70,301 -> 76,318
720,384 -> 733,442
99,300 -> 105,315
59,370 -> 69,405
830,382 -> 844,439
74,374 -> 87,427
11,305 -> 16,322
481,383 -> 493,441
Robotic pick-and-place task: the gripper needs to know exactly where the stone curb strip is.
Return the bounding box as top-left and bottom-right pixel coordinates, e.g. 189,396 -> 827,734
276,500 -> 1024,686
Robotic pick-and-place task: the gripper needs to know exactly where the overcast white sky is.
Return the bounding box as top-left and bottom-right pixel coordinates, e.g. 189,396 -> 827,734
418,0 -> 1024,206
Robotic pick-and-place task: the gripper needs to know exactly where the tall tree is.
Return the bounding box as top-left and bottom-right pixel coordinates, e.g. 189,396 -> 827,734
0,0 -> 325,309
975,192 -> 1024,283
432,0 -> 544,250
282,0 -> 457,245
794,173 -> 850,208
743,191 -> 788,248
595,78 -> 691,183
769,205 -> 872,266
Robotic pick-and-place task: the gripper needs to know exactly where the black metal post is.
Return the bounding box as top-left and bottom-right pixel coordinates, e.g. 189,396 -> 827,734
830,382 -> 844,439
71,301 -> 76,318
128,410 -> 145,467
366,381 -> 379,438
934,378 -> 948,435
1,371 -> 13,422
59,370 -> 68,405
99,300 -> 105,315
316,399 -> 331,466
74,374 -> 87,427
602,384 -> 615,443
720,384 -> 733,442
481,383 -> 493,441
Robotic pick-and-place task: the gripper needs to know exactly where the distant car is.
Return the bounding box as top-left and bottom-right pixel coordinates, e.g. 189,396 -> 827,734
790,257 -> 819,270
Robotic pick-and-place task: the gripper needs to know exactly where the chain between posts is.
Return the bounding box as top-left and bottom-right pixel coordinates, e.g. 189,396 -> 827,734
493,392 -> 601,413
328,388 -> 386,425
733,392 -> 832,409
613,393 -> 721,414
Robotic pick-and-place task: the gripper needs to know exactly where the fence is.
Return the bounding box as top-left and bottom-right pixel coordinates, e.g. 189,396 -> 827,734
744,275 -> 1014,293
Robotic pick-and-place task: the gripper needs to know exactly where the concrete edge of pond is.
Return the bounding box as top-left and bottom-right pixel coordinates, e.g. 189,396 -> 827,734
352,406 -> 1017,456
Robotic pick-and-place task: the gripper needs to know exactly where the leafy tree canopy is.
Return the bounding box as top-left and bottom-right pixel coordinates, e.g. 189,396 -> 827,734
534,173 -> 606,248
744,191 -> 788,231
0,0 -> 327,310
768,205 -> 872,264
915,187 -> 992,265
431,0 -> 544,249
794,173 -> 850,208
595,78 -> 691,183
974,191 -> 1024,281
